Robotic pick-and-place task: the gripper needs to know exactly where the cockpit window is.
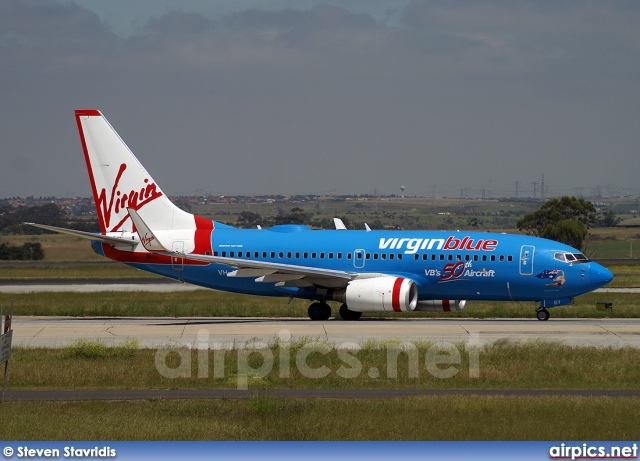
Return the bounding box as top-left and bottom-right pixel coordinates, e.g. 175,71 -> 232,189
554,252 -> 566,262
554,252 -> 589,263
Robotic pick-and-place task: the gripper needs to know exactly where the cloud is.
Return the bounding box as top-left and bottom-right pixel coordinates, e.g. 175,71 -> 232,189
143,10 -> 216,36
0,0 -> 638,199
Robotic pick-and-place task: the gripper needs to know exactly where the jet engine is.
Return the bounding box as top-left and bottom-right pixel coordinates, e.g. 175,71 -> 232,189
415,300 -> 466,312
332,276 -> 418,312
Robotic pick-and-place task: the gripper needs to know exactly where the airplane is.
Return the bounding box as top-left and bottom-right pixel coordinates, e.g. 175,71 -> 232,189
27,109 -> 614,322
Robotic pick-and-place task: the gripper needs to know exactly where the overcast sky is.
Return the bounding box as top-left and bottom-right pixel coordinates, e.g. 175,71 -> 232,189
1,0 -> 638,199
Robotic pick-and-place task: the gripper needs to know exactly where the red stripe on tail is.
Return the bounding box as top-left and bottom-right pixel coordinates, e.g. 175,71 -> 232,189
194,215 -> 214,255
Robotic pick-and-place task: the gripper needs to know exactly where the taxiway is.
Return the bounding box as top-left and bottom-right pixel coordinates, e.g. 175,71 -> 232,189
10,316 -> 640,349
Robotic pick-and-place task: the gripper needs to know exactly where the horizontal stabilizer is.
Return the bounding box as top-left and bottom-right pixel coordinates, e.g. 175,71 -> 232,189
23,222 -> 138,246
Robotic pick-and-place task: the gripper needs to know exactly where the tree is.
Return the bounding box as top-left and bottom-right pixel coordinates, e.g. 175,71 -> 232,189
597,209 -> 621,228
0,241 -> 44,260
236,211 -> 263,228
274,207 -> 309,225
516,196 -> 596,249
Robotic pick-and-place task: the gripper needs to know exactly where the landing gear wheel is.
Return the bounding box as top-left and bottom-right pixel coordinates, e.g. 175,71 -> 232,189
308,302 -> 331,321
536,309 -> 550,321
339,304 -> 362,321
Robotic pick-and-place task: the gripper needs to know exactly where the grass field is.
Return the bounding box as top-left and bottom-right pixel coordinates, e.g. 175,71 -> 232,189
7,341 -> 640,391
2,396 -> 639,440
2,341 -> 640,440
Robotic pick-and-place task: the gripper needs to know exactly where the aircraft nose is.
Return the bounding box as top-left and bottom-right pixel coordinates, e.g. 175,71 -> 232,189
590,263 -> 614,289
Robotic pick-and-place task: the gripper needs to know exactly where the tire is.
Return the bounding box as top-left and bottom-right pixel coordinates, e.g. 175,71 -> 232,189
339,304 -> 362,321
536,309 -> 550,321
308,302 -> 331,320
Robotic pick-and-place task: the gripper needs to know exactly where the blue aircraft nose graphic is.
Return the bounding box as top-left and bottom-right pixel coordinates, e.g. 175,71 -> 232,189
590,263 -> 614,289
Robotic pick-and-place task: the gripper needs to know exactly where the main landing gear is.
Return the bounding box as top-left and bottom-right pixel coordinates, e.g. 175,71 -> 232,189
339,304 -> 362,321
308,302 -> 332,321
536,308 -> 550,321
307,302 -> 363,321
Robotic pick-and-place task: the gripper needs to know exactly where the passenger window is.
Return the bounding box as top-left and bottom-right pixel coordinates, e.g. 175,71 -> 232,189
312,252 -> 317,259
507,255 -> 513,262
214,251 -> 219,256
490,255 -> 496,262
270,252 -> 275,258
366,253 -> 371,260
328,253 -> 333,259
295,252 -> 300,258
373,253 -> 378,260
337,253 -> 342,259
482,255 -> 487,262
278,252 -> 283,258
414,254 -> 419,261
499,255 -> 504,262
397,254 -> 402,260
389,254 -> 394,260
320,252 -> 325,259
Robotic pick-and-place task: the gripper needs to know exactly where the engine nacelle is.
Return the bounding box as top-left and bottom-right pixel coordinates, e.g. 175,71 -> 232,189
415,300 -> 466,312
342,276 -> 418,313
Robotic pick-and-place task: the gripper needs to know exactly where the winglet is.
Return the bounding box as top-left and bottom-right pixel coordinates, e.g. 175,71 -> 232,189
333,218 -> 348,230
127,208 -> 168,251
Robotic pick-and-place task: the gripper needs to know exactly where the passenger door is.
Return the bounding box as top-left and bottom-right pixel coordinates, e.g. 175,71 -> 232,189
519,245 -> 535,276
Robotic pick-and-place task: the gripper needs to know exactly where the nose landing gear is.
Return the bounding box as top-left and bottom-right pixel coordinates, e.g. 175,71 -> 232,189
536,308 -> 550,321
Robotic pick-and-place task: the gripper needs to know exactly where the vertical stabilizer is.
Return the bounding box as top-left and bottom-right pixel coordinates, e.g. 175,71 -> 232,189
75,110 -> 195,234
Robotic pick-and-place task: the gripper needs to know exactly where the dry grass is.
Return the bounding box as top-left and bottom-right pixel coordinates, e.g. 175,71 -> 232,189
1,396 -> 639,440
7,341 -> 640,391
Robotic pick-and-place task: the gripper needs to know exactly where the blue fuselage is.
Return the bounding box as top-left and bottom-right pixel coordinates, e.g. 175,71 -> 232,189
93,224 -> 613,305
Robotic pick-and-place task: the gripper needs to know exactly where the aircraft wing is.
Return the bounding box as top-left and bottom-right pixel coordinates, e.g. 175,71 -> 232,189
23,222 -> 138,247
170,251 -> 358,288
126,209 -> 359,288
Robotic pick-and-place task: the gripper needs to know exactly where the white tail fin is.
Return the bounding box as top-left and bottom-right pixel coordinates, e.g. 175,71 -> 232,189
75,110 -> 195,234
